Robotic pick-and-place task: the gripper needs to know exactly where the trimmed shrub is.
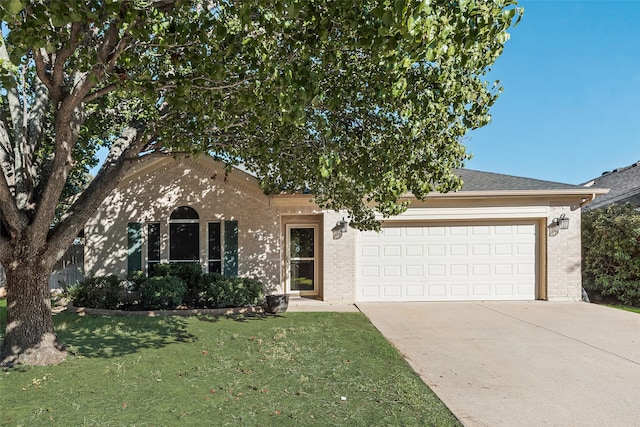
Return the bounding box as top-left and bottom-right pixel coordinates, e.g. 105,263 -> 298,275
198,274 -> 265,308
139,276 -> 187,310
128,270 -> 147,292
582,204 -> 640,306
70,275 -> 122,309
69,271 -> 262,311
151,262 -> 204,292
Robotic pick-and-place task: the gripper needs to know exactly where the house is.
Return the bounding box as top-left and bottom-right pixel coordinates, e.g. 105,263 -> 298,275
84,155 -> 608,303
582,160 -> 640,209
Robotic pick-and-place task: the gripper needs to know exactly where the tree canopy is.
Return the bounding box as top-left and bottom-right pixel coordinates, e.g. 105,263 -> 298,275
583,204 -> 640,307
0,0 -> 522,365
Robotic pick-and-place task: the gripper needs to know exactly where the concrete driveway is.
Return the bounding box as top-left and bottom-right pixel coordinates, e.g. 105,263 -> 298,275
357,302 -> 640,427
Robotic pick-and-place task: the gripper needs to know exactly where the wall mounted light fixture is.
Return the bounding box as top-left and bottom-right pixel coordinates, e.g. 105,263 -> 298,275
332,218 -> 349,240
553,213 -> 570,230
338,218 -> 349,233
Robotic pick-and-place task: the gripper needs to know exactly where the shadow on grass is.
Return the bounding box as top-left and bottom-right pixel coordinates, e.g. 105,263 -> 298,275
53,312 -> 197,359
0,299 -> 283,360
1,298 -> 189,360
55,310 -> 284,358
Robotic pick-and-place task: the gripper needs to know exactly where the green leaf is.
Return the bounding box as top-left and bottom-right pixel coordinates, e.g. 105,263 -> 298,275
2,0 -> 23,15
382,11 -> 393,26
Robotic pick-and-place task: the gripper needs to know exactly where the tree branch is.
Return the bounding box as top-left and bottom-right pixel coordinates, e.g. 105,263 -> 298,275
31,6 -> 136,243
83,83 -> 117,103
49,22 -> 82,96
0,36 -> 24,146
0,115 -> 15,182
0,165 -> 28,237
33,48 -> 54,97
47,120 -> 151,258
27,77 -> 50,173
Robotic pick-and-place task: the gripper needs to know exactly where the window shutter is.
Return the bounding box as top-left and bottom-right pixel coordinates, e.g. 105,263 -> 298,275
223,220 -> 238,276
127,222 -> 143,274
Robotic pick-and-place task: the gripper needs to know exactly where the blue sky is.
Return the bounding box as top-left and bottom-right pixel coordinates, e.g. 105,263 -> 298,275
465,0 -> 640,185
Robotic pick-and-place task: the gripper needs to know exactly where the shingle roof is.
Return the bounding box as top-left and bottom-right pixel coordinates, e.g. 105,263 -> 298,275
581,161 -> 640,209
455,168 -> 589,192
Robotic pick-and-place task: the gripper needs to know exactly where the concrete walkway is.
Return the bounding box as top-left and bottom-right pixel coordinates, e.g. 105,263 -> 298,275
285,296 -> 359,312
357,301 -> 640,427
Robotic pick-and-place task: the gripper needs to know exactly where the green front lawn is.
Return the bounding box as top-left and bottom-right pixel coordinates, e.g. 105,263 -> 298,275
0,299 -> 459,426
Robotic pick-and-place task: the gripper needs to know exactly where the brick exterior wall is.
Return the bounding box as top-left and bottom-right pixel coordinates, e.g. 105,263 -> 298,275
85,156 -> 587,303
85,158 -> 281,288
321,211 -> 356,302
546,203 -> 583,301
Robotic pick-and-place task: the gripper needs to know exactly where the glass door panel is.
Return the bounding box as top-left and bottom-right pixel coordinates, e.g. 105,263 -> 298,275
287,226 -> 317,294
291,260 -> 315,291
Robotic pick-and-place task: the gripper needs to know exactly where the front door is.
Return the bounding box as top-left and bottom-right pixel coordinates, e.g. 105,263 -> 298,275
287,225 -> 318,295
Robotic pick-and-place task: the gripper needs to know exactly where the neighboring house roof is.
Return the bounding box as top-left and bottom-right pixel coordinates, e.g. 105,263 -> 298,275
581,161 -> 640,209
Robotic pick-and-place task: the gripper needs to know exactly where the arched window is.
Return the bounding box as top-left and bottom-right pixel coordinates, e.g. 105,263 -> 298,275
169,206 -> 199,262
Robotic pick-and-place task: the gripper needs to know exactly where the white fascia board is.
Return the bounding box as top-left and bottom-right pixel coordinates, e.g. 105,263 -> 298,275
375,205 -> 550,221
401,188 -> 609,200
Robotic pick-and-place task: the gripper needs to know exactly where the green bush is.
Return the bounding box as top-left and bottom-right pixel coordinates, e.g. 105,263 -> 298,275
139,276 -> 187,310
583,204 -> 640,306
69,270 -> 263,311
70,275 -> 122,309
151,262 -> 204,292
198,274 -> 264,308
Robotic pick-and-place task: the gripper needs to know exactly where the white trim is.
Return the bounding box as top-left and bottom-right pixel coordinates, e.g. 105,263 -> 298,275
376,206 -> 550,221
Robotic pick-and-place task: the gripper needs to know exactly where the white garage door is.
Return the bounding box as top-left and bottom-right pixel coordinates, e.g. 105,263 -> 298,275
356,223 -> 537,302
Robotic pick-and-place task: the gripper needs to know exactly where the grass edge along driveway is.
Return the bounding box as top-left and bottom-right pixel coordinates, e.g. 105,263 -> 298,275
0,300 -> 460,426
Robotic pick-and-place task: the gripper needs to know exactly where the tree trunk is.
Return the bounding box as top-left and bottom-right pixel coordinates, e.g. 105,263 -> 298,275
0,258 -> 66,366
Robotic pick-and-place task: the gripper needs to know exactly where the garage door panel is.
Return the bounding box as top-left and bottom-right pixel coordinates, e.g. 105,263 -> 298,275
495,243 -> 514,255
357,223 -> 537,302
450,227 -> 469,236
406,265 -> 424,276
406,284 -> 425,297
428,245 -> 446,256
383,245 -> 402,256
360,285 -> 381,298
360,246 -> 379,257
405,245 -> 424,256
450,264 -> 468,275
405,227 -> 425,237
472,244 -> 491,255
495,264 -> 513,275
495,283 -> 515,296
384,265 -> 402,277
384,228 -> 402,237
383,285 -> 402,297
449,244 -> 468,256
450,284 -> 470,297
428,227 -> 445,236
472,264 -> 491,275
517,243 -> 535,255
472,283 -> 491,296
